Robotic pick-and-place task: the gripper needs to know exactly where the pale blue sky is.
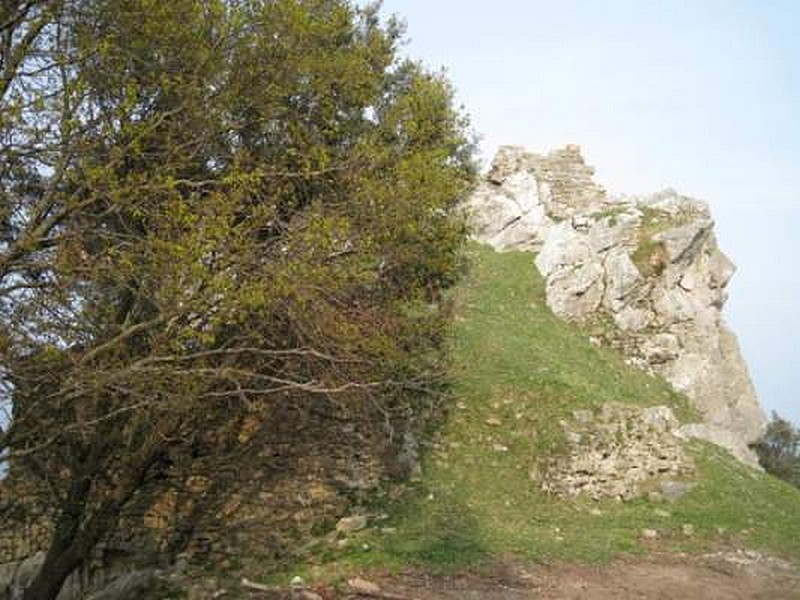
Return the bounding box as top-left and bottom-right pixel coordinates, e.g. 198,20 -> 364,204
376,0 -> 800,425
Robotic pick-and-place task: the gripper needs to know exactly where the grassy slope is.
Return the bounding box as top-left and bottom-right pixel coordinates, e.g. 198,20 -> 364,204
299,245 -> 800,580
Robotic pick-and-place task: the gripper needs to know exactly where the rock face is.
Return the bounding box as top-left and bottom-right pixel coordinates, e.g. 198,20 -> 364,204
467,145 -> 767,466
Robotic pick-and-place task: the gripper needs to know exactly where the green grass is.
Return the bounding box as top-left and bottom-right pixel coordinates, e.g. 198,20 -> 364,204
590,205 -> 629,226
631,237 -> 667,277
299,244 -> 800,579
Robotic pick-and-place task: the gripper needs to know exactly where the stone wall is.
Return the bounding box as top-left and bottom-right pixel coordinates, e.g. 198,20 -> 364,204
540,404 -> 694,501
0,397 -> 414,597
467,145 -> 767,466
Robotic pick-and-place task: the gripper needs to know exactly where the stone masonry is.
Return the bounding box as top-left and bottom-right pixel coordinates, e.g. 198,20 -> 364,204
541,404 -> 694,501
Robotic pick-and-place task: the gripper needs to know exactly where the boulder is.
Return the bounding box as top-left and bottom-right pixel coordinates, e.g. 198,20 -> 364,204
603,249 -> 642,311
545,262 -> 605,321
335,515 -> 368,534
653,220 -> 712,264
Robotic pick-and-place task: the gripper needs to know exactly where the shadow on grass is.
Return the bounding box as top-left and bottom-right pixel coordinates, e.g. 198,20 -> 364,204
381,490 -> 488,570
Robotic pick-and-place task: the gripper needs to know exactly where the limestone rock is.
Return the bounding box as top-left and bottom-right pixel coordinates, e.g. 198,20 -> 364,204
348,577 -> 381,595
0,552 -> 43,600
335,515 -> 368,534
652,220 -> 712,264
468,145 -> 767,466
465,180 -> 549,251
589,211 -> 640,253
0,555 -> 171,600
541,404 -> 694,501
709,248 -> 736,289
613,306 -> 652,332
85,571 -> 167,600
679,423 -> 761,468
603,249 -> 642,311
641,334 -> 681,364
545,261 -> 605,321
641,528 -> 659,540
640,187 -> 710,217
472,145 -> 607,254
535,222 -> 594,277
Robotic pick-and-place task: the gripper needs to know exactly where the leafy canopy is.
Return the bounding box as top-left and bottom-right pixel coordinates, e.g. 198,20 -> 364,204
0,1 -> 475,597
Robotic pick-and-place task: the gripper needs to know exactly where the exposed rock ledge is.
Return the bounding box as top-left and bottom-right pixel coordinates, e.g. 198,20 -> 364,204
540,404 -> 694,501
466,145 -> 767,467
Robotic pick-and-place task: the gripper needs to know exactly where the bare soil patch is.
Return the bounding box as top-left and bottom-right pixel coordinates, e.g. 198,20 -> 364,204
261,550 -> 800,600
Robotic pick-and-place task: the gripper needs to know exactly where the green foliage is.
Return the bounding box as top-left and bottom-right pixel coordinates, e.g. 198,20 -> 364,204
638,206 -> 674,229
629,207 -> 672,277
0,1 -> 475,596
631,205 -> 705,277
590,206 -> 628,227
631,237 -> 668,277
752,413 -> 800,488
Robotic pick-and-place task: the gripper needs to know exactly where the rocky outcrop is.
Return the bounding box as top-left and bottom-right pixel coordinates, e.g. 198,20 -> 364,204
540,404 -> 694,501
467,145 -> 767,466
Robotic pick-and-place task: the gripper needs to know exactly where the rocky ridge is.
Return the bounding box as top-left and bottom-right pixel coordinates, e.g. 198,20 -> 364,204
466,145 -> 767,466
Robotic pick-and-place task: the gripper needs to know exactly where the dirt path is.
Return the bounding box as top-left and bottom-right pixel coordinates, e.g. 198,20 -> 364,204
320,550 -> 800,600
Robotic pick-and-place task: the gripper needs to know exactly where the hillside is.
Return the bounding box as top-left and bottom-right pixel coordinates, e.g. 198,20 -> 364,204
201,243 -> 794,600
7,245 -> 798,599
316,246 -> 800,570
5,138 -> 799,596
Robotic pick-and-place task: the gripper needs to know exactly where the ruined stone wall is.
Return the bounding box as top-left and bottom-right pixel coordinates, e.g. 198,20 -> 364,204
540,404 -> 694,501
467,145 -> 767,466
0,397 -> 412,598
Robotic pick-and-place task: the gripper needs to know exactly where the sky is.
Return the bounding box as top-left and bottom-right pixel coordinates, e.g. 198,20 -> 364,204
374,0 -> 800,425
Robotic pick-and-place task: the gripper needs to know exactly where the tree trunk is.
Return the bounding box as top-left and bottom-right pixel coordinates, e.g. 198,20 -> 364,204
21,440 -> 162,600
21,544 -> 84,600
22,474 -> 93,600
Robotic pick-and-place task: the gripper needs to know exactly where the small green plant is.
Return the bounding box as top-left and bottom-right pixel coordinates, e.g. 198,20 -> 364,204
627,206 -> 679,278
631,238 -> 668,277
752,413 -> 800,488
590,206 -> 629,227
639,206 -> 673,229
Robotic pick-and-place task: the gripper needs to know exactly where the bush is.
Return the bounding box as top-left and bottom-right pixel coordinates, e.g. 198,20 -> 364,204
752,412 -> 800,488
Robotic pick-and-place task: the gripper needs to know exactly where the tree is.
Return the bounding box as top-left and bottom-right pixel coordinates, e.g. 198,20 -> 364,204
0,1 -> 475,598
752,412 -> 800,488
